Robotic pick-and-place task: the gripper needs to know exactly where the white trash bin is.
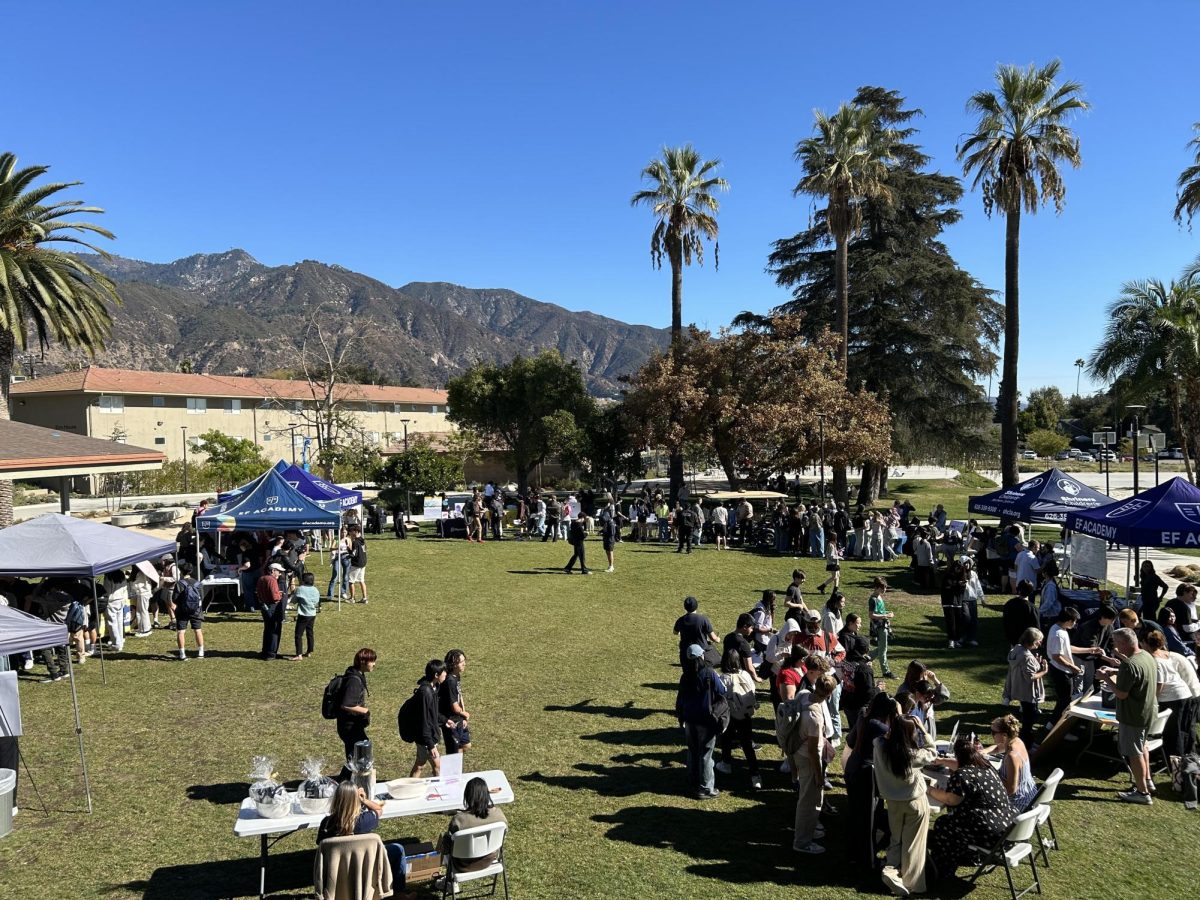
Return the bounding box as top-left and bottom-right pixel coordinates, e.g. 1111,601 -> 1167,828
0,768 -> 15,838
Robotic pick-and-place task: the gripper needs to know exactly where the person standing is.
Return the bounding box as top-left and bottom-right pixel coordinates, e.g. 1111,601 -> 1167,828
346,527 -> 368,604
237,538 -> 263,612
563,512 -> 591,575
736,498 -> 754,548
129,564 -> 154,638
156,554 -> 177,628
1045,608 -> 1096,727
793,674 -> 836,855
290,571 -> 321,660
673,596 -> 718,666
1098,628 -> 1158,804
101,569 -> 129,653
326,531 -> 351,601
816,536 -> 842,594
716,648 -> 762,789
1004,627 -> 1048,744
489,493 -> 504,541
676,643 -> 727,799
410,659 -> 448,777
172,563 -> 205,660
675,503 -> 693,554
868,577 -> 896,679
601,509 -> 619,573
542,495 -> 560,543
1166,583 -> 1200,652
256,562 -> 286,660
440,649 -> 473,755
874,708 -> 936,897
711,501 -> 729,550
336,648 -> 376,779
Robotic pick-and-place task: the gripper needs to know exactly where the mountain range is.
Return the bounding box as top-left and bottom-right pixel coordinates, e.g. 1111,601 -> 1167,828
36,250 -> 669,396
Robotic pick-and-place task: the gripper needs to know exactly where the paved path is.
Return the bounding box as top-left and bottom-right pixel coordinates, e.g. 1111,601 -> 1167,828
13,491 -> 213,522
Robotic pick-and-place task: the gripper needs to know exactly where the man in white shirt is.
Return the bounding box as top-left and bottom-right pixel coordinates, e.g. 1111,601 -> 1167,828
1013,540 -> 1041,587
1046,607 -> 1098,727
711,504 -> 729,550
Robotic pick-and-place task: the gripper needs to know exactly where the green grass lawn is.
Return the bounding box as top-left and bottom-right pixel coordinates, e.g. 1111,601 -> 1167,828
3,529 -> 1193,899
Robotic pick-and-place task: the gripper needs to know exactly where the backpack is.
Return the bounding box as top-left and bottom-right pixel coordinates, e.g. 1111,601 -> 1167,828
350,539 -> 367,568
397,686 -> 424,743
174,579 -> 203,614
322,672 -> 349,719
774,697 -> 807,756
66,600 -> 87,633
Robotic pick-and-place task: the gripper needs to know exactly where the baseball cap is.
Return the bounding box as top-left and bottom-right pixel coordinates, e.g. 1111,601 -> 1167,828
685,643 -> 704,659
268,562 -> 285,571
802,608 -> 820,622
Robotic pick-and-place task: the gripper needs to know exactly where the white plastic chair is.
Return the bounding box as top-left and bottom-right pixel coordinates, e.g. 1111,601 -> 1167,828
1146,707 -> 1174,776
1030,767 -> 1064,866
968,808 -> 1043,900
442,821 -> 509,899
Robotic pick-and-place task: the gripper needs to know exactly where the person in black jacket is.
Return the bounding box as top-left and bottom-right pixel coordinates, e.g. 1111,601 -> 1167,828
409,659 -> 448,777
337,647 -> 376,779
563,513 -> 591,575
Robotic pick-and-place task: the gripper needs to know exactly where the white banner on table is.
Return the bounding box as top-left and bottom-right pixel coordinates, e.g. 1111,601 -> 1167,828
0,671 -> 22,737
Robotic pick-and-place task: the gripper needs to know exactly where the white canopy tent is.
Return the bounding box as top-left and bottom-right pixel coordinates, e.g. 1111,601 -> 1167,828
0,605 -> 92,813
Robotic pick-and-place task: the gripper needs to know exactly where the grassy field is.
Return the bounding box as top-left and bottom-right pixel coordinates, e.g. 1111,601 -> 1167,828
3,515 -> 1194,900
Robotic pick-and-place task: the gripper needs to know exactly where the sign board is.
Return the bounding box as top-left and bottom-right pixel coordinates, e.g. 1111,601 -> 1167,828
1066,533 -> 1107,583
1092,431 -> 1117,447
422,496 -> 442,519
1150,433 -> 1166,450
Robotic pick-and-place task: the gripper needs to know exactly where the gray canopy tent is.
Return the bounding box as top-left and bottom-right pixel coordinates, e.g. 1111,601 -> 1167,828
0,514 -> 176,684
0,605 -> 92,813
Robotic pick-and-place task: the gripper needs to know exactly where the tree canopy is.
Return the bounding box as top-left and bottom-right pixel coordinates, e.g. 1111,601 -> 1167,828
192,430 -> 269,489
376,437 -> 464,502
1018,386 -> 1067,434
446,350 -> 594,491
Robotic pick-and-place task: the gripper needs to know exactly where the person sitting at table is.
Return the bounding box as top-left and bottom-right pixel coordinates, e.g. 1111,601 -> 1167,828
1157,607 -> 1197,661
874,702 -> 937,898
438,776 -> 509,876
897,693 -> 934,750
317,781 -> 416,900
927,735 -> 1017,883
984,714 -> 1038,811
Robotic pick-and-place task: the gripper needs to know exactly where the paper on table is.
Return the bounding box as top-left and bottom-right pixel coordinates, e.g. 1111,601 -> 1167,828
0,670 -> 23,737
440,752 -> 463,779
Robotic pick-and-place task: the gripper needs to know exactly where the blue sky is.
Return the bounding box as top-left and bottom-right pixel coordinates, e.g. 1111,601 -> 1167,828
6,1 -> 1199,395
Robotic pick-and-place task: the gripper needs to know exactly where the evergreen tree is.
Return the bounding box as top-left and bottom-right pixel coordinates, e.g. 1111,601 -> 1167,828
763,87 -> 1001,502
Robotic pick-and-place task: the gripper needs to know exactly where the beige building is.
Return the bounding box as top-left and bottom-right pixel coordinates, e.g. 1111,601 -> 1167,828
9,367 -> 452,463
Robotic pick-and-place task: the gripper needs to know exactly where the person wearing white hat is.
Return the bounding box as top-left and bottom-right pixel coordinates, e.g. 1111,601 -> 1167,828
257,562 -> 286,660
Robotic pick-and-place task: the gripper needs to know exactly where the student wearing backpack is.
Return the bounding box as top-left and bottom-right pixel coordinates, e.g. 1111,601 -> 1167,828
792,674 -> 837,855
172,563 -> 205,660
407,660 -> 448,777
675,643 -> 727,799
346,527 -> 369,604
333,648 -> 376,779
563,513 -> 591,575
716,648 -> 762,789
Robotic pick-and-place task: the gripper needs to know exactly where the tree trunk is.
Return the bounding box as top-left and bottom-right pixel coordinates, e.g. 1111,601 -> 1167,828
668,244 -> 685,505
515,463 -> 531,496
835,234 -> 849,377
715,449 -> 740,491
831,464 -> 848,506
1169,380 -> 1195,484
878,465 -> 890,498
856,461 -> 880,507
0,330 -> 12,528
1000,210 -> 1021,487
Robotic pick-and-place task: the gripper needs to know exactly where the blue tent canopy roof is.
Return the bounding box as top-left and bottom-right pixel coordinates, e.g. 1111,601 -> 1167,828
1066,476 -> 1200,548
218,460 -> 362,509
968,468 -> 1114,524
198,467 -> 341,533
0,513 -> 176,578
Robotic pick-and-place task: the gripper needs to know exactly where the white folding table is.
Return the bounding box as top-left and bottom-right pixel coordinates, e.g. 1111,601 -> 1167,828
232,769 -> 513,899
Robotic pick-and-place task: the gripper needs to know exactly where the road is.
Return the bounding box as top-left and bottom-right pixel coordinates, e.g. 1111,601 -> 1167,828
13,492 -> 213,522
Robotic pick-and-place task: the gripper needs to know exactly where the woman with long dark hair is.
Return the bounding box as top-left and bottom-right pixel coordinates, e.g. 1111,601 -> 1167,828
927,735 -> 1016,881
675,644 -> 727,799
843,691 -> 894,868
873,710 -> 936,897
717,648 -> 761,789
442,776 -> 508,873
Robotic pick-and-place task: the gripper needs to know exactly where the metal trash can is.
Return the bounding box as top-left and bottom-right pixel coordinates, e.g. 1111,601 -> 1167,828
0,768 -> 15,838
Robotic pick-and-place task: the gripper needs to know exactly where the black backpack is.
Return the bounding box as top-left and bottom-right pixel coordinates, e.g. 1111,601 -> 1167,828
174,579 -> 203,614
350,539 -> 367,568
397,686 -> 424,743
321,672 -> 349,719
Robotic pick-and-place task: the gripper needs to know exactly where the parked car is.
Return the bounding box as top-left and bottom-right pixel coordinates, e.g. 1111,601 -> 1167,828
1098,450 -> 1117,461
1068,448 -> 1084,458
1021,450 -> 1039,460
1158,448 -> 1185,460
1076,452 -> 1095,462
1054,451 -> 1072,460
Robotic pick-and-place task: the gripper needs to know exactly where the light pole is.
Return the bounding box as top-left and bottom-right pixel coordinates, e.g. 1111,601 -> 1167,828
285,423 -> 300,466
1101,425 -> 1113,499
816,413 -> 827,503
181,426 -> 189,492
1127,405 -> 1146,585
399,419 -> 412,522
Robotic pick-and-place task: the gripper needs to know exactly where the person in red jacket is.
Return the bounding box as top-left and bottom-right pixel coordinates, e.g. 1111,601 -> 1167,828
256,562 -> 285,660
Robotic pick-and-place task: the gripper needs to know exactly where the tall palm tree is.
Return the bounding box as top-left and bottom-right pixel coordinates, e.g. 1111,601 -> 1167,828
1088,262 -> 1200,483
0,152 -> 120,526
631,145 -> 727,503
1176,122 -> 1200,228
794,102 -> 894,376
1074,357 -> 1085,396
958,60 -> 1088,487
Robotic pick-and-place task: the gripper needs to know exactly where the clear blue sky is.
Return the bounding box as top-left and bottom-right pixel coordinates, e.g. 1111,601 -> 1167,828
6,1 -> 1198,395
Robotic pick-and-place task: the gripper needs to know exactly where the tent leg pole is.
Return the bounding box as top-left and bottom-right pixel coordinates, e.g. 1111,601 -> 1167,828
1125,548 -> 1131,608
92,582 -> 106,686
66,655 -> 93,813
0,707 -> 48,814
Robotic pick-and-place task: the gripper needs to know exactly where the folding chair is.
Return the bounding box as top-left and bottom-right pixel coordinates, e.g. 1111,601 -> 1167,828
442,821 -> 509,899
314,833 -> 394,900
1029,767 -> 1064,867
967,809 -> 1042,900
1146,707 -> 1174,777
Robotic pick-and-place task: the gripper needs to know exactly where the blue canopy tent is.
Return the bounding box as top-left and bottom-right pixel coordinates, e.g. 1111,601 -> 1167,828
197,467 -> 341,534
968,468 -> 1114,524
218,460 -> 362,510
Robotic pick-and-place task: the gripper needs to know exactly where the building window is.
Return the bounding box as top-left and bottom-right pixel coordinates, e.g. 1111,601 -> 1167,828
392,403 -> 403,414
154,437 -> 166,445
367,402 -> 380,413
290,400 -> 303,413
430,404 -> 439,414
97,394 -> 124,414
152,395 -> 165,407
187,397 -> 206,414
263,432 -> 272,441
224,398 -> 241,415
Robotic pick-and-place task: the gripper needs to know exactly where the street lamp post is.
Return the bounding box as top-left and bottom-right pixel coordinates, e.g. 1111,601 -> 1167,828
285,423 -> 300,466
1101,425 -> 1113,499
816,413 -> 827,503
399,419 -> 412,522
181,426 -> 189,493
1127,405 -> 1146,585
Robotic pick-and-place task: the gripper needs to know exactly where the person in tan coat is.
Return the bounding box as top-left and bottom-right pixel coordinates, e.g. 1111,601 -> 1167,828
315,782 -> 414,900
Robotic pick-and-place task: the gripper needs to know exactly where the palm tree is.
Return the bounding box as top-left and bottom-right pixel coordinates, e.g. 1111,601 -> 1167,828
1074,358 -> 1085,396
958,60 -> 1088,487
1176,122 -> 1200,228
631,145 -> 727,503
0,152 -> 120,526
793,102 -> 894,375
1088,262 -> 1200,483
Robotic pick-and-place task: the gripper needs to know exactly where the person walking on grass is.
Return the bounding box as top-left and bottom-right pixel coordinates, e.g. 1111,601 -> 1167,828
676,643 -> 727,799
410,659 -> 448,777
816,535 -> 842,594
172,563 -> 205,660
440,649 -> 473,755
601,508 -> 619,573
336,648 -> 375,780
346,527 -> 369,604
716,647 -> 762,789
291,572 -> 321,660
257,562 -> 286,660
563,512 -> 591,575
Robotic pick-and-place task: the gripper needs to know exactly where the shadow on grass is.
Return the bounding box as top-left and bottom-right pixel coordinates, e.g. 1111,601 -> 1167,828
543,698 -> 661,720
505,568 -> 572,576
520,761 -> 685,799
119,847 -> 313,899
186,781 -> 248,805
